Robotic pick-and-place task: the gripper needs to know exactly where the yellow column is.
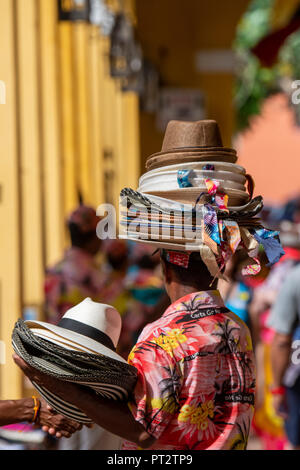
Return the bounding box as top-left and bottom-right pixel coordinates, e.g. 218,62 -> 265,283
38,0 -> 64,267
101,37 -> 118,206
114,86 -> 125,209
0,0 -> 22,399
58,22 -> 78,217
121,92 -> 140,191
16,0 -> 44,312
72,23 -> 92,205
87,26 -> 105,206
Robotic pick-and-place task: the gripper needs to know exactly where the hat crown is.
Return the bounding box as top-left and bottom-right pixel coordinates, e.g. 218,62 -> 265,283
63,298 -> 121,348
161,120 -> 223,152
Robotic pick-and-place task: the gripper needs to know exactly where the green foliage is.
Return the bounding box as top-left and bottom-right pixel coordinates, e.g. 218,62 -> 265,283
234,0 -> 300,130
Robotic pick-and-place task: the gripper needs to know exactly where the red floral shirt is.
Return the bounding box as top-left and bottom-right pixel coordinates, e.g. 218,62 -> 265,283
123,290 -> 256,450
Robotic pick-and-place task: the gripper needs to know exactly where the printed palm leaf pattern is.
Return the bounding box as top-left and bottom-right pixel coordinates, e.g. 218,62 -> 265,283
124,291 -> 256,450
236,351 -> 256,392
146,366 -> 182,431
212,320 -> 255,395
212,319 -> 240,354
212,320 -> 244,393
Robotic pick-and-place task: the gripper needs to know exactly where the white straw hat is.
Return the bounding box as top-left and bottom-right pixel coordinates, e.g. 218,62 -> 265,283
25,298 -> 127,363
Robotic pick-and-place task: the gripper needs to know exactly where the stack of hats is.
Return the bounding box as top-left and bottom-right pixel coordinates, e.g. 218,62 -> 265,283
120,120 -> 284,278
12,298 -> 137,424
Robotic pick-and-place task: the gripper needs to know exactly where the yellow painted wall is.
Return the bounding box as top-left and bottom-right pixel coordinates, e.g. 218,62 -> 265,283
0,0 -> 140,399
136,0 -> 250,170
0,0 -> 22,400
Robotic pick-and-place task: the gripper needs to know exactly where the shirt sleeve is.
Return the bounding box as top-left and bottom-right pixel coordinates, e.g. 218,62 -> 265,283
127,340 -> 182,440
267,271 -> 299,335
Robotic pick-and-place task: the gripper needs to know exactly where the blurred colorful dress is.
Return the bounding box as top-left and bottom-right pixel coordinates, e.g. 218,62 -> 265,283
251,247 -> 300,449
119,264 -> 167,358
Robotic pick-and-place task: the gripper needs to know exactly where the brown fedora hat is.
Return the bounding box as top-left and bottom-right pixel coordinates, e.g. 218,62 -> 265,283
146,152 -> 237,171
146,120 -> 237,171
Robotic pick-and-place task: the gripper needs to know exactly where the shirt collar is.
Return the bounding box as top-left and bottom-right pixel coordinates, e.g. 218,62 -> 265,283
163,290 -> 225,318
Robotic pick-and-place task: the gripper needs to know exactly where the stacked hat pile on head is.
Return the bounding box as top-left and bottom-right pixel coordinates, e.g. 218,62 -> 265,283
12,298 -> 137,423
120,120 -> 284,278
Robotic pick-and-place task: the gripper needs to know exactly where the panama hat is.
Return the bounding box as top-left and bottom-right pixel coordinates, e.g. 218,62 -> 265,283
23,298 -> 126,361
12,299 -> 138,423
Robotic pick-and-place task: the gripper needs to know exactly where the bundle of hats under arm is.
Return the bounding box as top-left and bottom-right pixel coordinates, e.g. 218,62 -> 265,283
119,120 -> 284,279
11,299 -> 138,423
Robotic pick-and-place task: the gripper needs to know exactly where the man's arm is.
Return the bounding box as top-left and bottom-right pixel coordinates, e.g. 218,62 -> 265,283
270,332 -> 292,418
0,398 -> 34,426
268,269 -> 299,385
270,332 -> 292,389
13,355 -> 155,449
0,396 -> 82,438
68,387 -> 155,448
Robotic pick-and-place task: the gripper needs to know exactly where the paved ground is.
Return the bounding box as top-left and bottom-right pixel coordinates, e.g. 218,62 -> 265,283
247,434 -> 263,450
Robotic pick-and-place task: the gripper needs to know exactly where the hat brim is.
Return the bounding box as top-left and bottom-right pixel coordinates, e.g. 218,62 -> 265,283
139,179 -> 245,193
33,379 -> 134,424
150,146 -> 237,157
140,168 -> 246,185
25,321 -> 128,364
120,188 -> 263,214
144,161 -> 246,175
30,329 -> 99,353
32,382 -> 93,424
146,153 -> 238,171
119,234 -> 203,251
143,188 -> 249,206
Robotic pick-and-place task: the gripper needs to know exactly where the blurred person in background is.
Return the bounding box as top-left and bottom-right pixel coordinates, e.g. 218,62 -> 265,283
44,205 -> 121,450
99,239 -> 131,319
248,206 -> 300,450
119,244 -> 169,358
44,205 -> 104,324
267,229 -> 300,450
99,241 -> 170,359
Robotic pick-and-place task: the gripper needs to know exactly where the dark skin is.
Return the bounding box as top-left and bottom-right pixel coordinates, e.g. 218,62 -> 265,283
161,258 -> 217,302
81,234 -> 102,257
13,258 -> 216,448
270,332 -> 292,419
0,398 -> 82,438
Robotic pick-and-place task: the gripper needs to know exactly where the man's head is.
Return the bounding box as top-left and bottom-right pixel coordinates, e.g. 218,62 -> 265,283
103,239 -> 129,271
68,205 -> 102,256
160,250 -> 217,301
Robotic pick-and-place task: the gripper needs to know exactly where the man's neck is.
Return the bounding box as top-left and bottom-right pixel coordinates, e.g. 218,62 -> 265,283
168,281 -> 217,304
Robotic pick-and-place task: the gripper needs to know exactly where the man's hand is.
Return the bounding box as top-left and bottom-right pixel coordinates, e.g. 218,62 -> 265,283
37,402 -> 83,438
13,355 -> 87,438
272,393 -> 288,420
